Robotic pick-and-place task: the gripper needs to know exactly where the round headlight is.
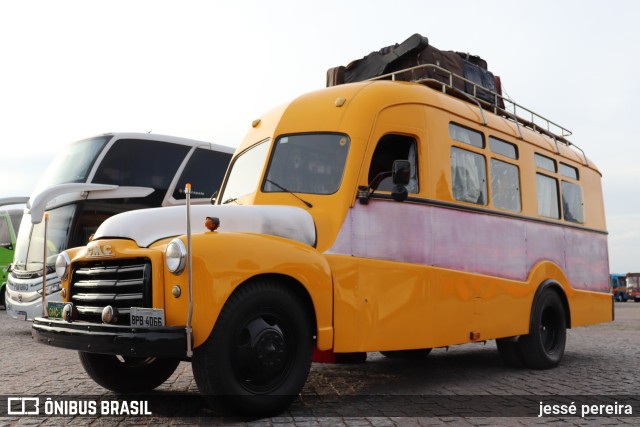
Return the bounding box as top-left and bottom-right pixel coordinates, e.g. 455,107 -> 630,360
55,252 -> 71,280
166,239 -> 187,275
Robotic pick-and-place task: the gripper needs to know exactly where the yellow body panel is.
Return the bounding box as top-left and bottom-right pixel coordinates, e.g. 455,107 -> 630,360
64,79 -> 611,355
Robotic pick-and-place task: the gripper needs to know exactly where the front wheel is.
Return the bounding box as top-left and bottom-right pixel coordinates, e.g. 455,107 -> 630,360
78,352 -> 180,392
192,279 -> 313,416
518,289 -> 566,369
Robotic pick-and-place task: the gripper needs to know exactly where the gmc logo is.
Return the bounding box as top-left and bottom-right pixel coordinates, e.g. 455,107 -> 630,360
87,245 -> 114,258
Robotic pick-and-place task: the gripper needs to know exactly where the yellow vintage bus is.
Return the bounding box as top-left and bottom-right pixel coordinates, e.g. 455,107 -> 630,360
33,64 -> 611,416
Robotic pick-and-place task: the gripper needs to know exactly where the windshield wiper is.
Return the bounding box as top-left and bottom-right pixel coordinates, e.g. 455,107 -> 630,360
264,179 -> 313,208
222,198 -> 240,205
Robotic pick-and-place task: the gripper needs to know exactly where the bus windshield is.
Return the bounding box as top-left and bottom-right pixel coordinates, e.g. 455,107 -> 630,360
13,205 -> 75,273
219,140 -> 270,204
263,133 -> 350,195
33,136 -> 111,195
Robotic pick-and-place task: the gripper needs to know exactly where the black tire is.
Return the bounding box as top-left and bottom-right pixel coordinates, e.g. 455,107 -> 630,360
380,348 -> 432,359
496,339 -> 524,368
78,352 -> 180,392
0,284 -> 5,309
518,289 -> 566,369
192,279 -> 313,417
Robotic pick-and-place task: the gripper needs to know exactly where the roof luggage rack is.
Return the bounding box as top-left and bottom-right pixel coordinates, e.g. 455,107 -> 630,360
369,64 -> 588,165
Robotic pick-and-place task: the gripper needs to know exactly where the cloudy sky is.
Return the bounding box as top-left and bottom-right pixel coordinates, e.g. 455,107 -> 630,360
1,0 -> 638,273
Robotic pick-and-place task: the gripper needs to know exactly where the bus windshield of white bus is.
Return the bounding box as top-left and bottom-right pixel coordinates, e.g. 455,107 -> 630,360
13,205 -> 74,273
33,136 -> 110,195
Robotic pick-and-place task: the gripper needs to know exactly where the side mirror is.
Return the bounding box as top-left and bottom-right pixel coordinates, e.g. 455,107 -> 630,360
391,160 -> 410,202
392,160 -> 411,186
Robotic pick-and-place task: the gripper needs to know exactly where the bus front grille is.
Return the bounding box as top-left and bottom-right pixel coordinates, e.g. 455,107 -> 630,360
69,259 -> 152,325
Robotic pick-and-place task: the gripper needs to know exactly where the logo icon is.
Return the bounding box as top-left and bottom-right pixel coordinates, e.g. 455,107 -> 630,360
7,397 -> 39,415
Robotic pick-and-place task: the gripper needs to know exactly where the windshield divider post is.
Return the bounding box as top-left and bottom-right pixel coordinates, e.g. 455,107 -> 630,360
42,213 -> 49,317
185,183 -> 194,358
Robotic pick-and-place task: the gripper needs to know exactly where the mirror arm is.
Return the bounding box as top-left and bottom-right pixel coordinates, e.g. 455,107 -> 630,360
357,171 -> 392,205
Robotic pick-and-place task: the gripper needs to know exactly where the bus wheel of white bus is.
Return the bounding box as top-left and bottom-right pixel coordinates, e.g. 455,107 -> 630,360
380,349 -> 432,359
495,339 -> 524,368
518,289 -> 566,369
78,352 -> 180,392
192,279 -> 313,417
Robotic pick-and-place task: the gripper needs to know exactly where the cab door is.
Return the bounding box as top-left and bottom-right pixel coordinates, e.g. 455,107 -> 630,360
331,104 -> 433,351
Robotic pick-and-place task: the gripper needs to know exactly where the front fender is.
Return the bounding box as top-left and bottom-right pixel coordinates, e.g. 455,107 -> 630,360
162,231 -> 333,349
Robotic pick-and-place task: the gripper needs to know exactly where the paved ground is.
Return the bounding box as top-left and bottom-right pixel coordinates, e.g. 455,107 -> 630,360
1,302 -> 639,426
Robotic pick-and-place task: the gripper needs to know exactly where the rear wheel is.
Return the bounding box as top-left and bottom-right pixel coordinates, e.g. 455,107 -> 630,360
518,289 -> 566,369
79,352 -> 180,392
192,279 -> 313,416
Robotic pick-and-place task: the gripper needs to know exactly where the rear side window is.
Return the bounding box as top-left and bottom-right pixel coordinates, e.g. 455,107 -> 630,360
451,147 -> 487,205
562,181 -> 584,223
173,149 -> 232,200
560,163 -> 579,180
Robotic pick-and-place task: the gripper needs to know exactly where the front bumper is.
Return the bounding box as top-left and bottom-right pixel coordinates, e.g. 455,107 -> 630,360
32,317 -> 189,359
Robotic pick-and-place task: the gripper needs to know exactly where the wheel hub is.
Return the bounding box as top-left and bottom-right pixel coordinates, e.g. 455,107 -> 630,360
255,330 -> 286,372
236,316 -> 289,383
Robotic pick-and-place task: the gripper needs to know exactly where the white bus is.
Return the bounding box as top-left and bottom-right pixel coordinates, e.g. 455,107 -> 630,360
6,133 -> 233,320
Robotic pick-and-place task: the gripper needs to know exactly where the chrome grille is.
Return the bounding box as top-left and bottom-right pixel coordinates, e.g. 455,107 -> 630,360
70,259 -> 152,324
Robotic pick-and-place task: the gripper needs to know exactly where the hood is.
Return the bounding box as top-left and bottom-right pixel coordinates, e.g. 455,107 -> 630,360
92,204 -> 316,248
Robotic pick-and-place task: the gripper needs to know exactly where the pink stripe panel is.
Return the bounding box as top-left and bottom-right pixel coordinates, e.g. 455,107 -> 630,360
328,199 -> 609,292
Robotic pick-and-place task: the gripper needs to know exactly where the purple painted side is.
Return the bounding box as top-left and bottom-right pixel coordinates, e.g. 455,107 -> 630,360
328,199 -> 609,292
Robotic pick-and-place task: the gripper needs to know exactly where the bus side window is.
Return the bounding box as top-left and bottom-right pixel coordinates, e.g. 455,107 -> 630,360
536,173 -> 560,219
173,148 -> 233,200
561,181 -> 584,223
368,134 -> 419,193
451,147 -> 487,205
490,159 -> 521,211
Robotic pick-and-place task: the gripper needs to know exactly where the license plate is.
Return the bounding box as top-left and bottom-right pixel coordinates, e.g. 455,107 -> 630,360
47,301 -> 68,319
14,284 -> 29,291
16,311 -> 27,321
130,307 -> 165,327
